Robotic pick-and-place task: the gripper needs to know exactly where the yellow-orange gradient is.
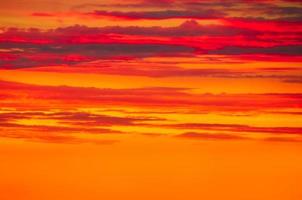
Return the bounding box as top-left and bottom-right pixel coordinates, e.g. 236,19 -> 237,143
0,0 -> 302,200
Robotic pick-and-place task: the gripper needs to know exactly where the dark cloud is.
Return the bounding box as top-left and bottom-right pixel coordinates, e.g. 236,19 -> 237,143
209,45 -> 302,56
0,126 -> 119,144
1,20 -> 301,69
0,43 -> 194,68
175,132 -> 302,143
0,108 -> 165,144
263,137 -> 302,143
88,9 -> 224,20
176,132 -> 248,140
44,111 -> 164,126
283,77 -> 302,84
0,110 -> 165,127
72,0 -> 302,22
0,119 -> 122,144
0,121 -> 123,135
164,123 -> 302,135
55,20 -> 256,37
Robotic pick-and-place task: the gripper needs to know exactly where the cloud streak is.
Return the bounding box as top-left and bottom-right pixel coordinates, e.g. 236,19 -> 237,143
164,123 -> 302,135
73,0 -> 302,22
1,80 -> 301,112
1,0 -> 302,146
1,20 -> 301,69
176,132 -> 248,140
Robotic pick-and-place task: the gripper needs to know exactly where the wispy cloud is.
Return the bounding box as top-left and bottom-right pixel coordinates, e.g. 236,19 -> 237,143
175,132 -> 248,140
164,123 -> 302,135
1,80 -> 301,111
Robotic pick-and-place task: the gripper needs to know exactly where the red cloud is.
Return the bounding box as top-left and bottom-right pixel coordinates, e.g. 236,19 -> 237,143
1,21 -> 301,69
1,80 -> 301,112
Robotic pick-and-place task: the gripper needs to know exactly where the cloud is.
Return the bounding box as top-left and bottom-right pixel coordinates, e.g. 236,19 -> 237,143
0,43 -> 195,68
209,45 -> 302,56
0,127 -> 118,144
1,21 -> 301,69
0,121 -> 123,135
0,107 -> 164,144
0,110 -> 165,128
0,21 -> 301,69
87,9 -> 224,20
0,120 -> 122,144
1,80 -> 301,112
53,20 -> 257,37
40,111 -> 164,126
175,132 -> 248,140
263,137 -> 302,143
72,0 -> 302,22
175,132 -> 302,143
283,77 -> 302,84
1,80 -> 301,144
31,12 -> 56,17
39,65 -> 302,81
164,123 -> 302,135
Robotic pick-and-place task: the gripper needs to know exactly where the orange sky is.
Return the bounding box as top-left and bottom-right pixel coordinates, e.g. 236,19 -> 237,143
0,0 -> 302,200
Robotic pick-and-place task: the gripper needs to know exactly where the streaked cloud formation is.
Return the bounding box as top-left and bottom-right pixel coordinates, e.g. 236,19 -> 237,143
0,0 -> 301,145
0,79 -> 301,143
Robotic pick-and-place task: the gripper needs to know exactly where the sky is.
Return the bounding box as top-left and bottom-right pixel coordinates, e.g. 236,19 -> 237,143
0,0 -> 302,199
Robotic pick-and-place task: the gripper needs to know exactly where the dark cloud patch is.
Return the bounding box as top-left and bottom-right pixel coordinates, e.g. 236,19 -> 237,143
0,121 -> 123,135
1,21 -> 301,69
209,45 -> 302,56
88,9 -> 225,20
54,20 -> 256,37
0,42 -> 194,56
0,126 -> 119,144
283,77 -> 302,84
72,0 -> 302,22
164,123 -> 302,135
260,5 -> 302,22
176,132 -> 247,140
0,119 -> 121,144
45,111 -> 164,126
175,131 -> 302,143
0,111 -> 45,122
0,111 -> 165,127
0,108 -> 164,144
263,137 -> 302,143
0,43 -> 195,68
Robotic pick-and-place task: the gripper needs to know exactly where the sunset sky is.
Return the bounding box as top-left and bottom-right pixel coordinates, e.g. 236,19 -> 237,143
0,0 -> 302,200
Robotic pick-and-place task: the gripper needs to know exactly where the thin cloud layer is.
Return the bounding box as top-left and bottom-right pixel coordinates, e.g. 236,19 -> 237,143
0,79 -> 302,143
0,0 -> 301,145
1,80 -> 302,111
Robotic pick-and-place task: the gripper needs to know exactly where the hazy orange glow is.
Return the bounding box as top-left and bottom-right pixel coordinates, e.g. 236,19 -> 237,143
0,0 -> 302,200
